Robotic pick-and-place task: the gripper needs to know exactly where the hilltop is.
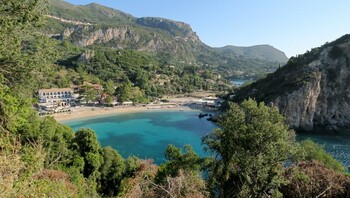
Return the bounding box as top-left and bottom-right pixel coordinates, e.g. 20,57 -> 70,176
216,44 -> 288,63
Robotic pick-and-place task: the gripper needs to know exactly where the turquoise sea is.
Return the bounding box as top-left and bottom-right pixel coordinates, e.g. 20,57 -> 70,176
63,110 -> 350,167
63,110 -> 217,164
296,132 -> 350,168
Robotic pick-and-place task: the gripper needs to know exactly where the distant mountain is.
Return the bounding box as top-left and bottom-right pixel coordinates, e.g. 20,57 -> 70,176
231,34 -> 350,132
216,45 -> 288,63
43,0 -> 288,79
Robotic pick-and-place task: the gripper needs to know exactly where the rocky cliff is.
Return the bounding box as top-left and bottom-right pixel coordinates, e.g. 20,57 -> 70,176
60,25 -> 196,55
232,34 -> 350,132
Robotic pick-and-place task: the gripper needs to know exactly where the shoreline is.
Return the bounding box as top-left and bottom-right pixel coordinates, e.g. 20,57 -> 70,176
51,104 -> 200,122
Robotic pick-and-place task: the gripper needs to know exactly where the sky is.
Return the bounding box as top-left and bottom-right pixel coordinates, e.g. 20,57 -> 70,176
65,0 -> 350,57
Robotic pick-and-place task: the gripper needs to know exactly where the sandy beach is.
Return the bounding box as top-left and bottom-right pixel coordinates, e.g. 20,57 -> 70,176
48,95 -> 217,122
51,104 -> 196,122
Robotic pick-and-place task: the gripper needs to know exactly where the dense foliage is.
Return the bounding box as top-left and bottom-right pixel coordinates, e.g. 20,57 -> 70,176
1,1 -> 349,198
203,99 -> 295,197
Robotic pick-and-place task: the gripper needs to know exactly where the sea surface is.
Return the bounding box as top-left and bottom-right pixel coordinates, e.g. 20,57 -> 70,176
230,78 -> 252,86
296,131 -> 350,168
63,111 -> 350,167
63,110 -> 217,164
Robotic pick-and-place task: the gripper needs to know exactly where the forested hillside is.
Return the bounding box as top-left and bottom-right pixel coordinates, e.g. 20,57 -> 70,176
17,0 -> 290,102
1,1 -> 349,197
44,0 -> 287,80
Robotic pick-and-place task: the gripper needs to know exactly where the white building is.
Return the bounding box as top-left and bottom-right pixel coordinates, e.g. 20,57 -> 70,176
38,88 -> 75,110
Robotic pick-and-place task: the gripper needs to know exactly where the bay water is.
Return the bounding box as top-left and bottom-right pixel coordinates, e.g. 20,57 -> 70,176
63,110 -> 216,164
63,110 -> 350,167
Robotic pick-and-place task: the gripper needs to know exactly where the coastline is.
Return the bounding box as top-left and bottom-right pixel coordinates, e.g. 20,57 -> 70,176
52,104 -> 198,122
48,94 -> 220,122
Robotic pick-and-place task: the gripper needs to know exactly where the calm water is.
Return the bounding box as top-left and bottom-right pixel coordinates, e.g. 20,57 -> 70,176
296,132 -> 350,168
63,111 -> 350,167
230,78 -> 252,86
63,110 -> 217,164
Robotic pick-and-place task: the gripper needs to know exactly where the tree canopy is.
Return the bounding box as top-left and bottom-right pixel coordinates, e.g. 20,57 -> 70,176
203,99 -> 295,197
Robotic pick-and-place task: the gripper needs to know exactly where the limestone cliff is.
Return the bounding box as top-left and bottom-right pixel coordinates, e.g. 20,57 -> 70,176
232,34 -> 350,132
59,25 -> 200,58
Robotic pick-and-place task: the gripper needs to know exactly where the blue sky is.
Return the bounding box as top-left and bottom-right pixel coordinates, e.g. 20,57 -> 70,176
65,0 -> 350,57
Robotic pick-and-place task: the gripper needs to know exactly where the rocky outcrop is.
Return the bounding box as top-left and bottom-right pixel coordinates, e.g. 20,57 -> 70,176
275,44 -> 350,132
61,26 -> 82,39
233,35 -> 350,132
78,49 -> 95,63
77,27 -> 134,46
136,17 -> 199,42
59,25 -> 194,55
273,68 -> 322,131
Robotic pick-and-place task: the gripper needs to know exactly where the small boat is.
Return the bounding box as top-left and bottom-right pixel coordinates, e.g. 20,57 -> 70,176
198,113 -> 208,118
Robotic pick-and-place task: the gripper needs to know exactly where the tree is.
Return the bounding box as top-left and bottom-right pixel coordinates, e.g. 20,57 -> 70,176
0,0 -> 46,85
130,86 -> 148,104
105,95 -> 114,105
81,84 -> 100,103
73,129 -> 102,180
116,81 -> 132,102
36,117 -> 75,168
104,79 -> 115,95
98,146 -> 126,196
155,144 -> 203,184
202,99 -> 295,197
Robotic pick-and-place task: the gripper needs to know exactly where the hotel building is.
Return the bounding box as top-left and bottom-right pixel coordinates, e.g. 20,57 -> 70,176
38,88 -> 75,110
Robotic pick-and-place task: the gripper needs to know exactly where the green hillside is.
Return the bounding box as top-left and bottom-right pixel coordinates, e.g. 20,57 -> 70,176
43,0 -> 288,80
1,1 -> 349,197
48,0 -> 135,25
216,44 -> 289,63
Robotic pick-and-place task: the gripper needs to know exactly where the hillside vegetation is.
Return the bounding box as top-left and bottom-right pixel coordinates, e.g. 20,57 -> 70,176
231,34 -> 350,132
44,0 -> 288,80
1,1 -> 349,197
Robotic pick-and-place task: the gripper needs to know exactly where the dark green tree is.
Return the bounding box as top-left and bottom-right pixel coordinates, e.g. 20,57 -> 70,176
80,84 -> 100,103
0,0 -> 46,85
156,144 -> 203,184
98,146 -> 126,196
104,79 -> 115,95
203,99 -> 295,197
73,129 -> 103,180
116,81 -> 132,102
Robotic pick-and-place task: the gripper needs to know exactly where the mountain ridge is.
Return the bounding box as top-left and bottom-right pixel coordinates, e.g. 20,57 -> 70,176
216,44 -> 288,63
45,0 -> 288,79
